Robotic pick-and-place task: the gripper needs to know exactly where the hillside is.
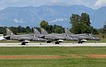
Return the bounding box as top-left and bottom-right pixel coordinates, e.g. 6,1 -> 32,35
0,5 -> 105,28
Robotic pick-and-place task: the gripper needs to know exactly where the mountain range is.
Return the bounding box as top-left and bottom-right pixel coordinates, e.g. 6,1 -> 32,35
0,5 -> 106,28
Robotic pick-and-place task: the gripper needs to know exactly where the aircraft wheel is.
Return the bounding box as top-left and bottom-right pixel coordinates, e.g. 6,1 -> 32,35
78,41 -> 82,44
55,41 -> 60,44
21,42 -> 26,45
47,41 -> 51,43
78,40 -> 85,44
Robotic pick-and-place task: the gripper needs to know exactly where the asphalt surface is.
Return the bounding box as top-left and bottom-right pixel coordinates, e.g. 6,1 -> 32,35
0,43 -> 106,47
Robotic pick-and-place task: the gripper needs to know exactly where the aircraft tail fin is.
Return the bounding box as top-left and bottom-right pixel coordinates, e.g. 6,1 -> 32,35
41,28 -> 48,35
6,28 -> 14,35
33,28 -> 41,35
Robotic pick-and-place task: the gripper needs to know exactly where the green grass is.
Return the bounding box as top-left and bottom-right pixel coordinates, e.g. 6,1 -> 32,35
0,40 -> 20,43
0,47 -> 105,55
0,58 -> 106,67
0,47 -> 105,67
97,38 -> 106,43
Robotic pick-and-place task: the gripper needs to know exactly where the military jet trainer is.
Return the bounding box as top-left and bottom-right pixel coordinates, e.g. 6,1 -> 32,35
33,28 -> 78,44
65,29 -> 100,43
4,28 -> 46,45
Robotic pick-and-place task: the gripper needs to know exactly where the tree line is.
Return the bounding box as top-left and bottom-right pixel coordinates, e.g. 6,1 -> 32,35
0,26 -> 33,35
40,20 -> 64,33
0,23 -> 65,35
70,13 -> 98,34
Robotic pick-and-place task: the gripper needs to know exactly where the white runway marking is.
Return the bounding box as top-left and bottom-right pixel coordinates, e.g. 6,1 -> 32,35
0,43 -> 106,47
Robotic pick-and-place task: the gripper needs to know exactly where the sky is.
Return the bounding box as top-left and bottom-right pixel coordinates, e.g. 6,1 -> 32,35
0,0 -> 106,10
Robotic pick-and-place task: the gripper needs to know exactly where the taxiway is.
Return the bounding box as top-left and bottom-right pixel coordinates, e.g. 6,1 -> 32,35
0,43 -> 106,47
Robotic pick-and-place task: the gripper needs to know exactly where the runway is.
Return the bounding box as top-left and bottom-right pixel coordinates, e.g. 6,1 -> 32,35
0,43 -> 106,47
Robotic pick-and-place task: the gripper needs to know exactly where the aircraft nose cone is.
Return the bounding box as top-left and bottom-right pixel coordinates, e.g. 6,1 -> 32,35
93,37 -> 100,41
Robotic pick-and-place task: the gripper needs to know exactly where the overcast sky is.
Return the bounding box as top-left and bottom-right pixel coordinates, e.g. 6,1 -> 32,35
0,0 -> 106,10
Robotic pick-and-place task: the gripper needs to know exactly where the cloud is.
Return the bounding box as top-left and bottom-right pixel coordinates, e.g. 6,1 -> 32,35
13,18 -> 27,23
94,0 -> 106,7
50,18 -> 67,23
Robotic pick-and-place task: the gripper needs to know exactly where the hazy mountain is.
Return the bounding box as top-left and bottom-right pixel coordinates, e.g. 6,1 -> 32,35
0,5 -> 105,28
46,2 -> 70,6
91,7 -> 106,28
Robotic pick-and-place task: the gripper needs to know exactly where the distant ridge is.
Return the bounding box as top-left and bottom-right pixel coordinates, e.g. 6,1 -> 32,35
46,2 -> 70,6
0,5 -> 106,28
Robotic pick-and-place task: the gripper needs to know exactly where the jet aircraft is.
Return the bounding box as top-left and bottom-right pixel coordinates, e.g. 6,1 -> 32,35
33,28 -> 78,44
65,29 -> 100,43
4,28 -> 46,45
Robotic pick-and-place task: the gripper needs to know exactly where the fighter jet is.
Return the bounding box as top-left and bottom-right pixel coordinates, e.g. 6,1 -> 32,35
4,28 -> 46,45
65,29 -> 100,43
33,28 -> 78,44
